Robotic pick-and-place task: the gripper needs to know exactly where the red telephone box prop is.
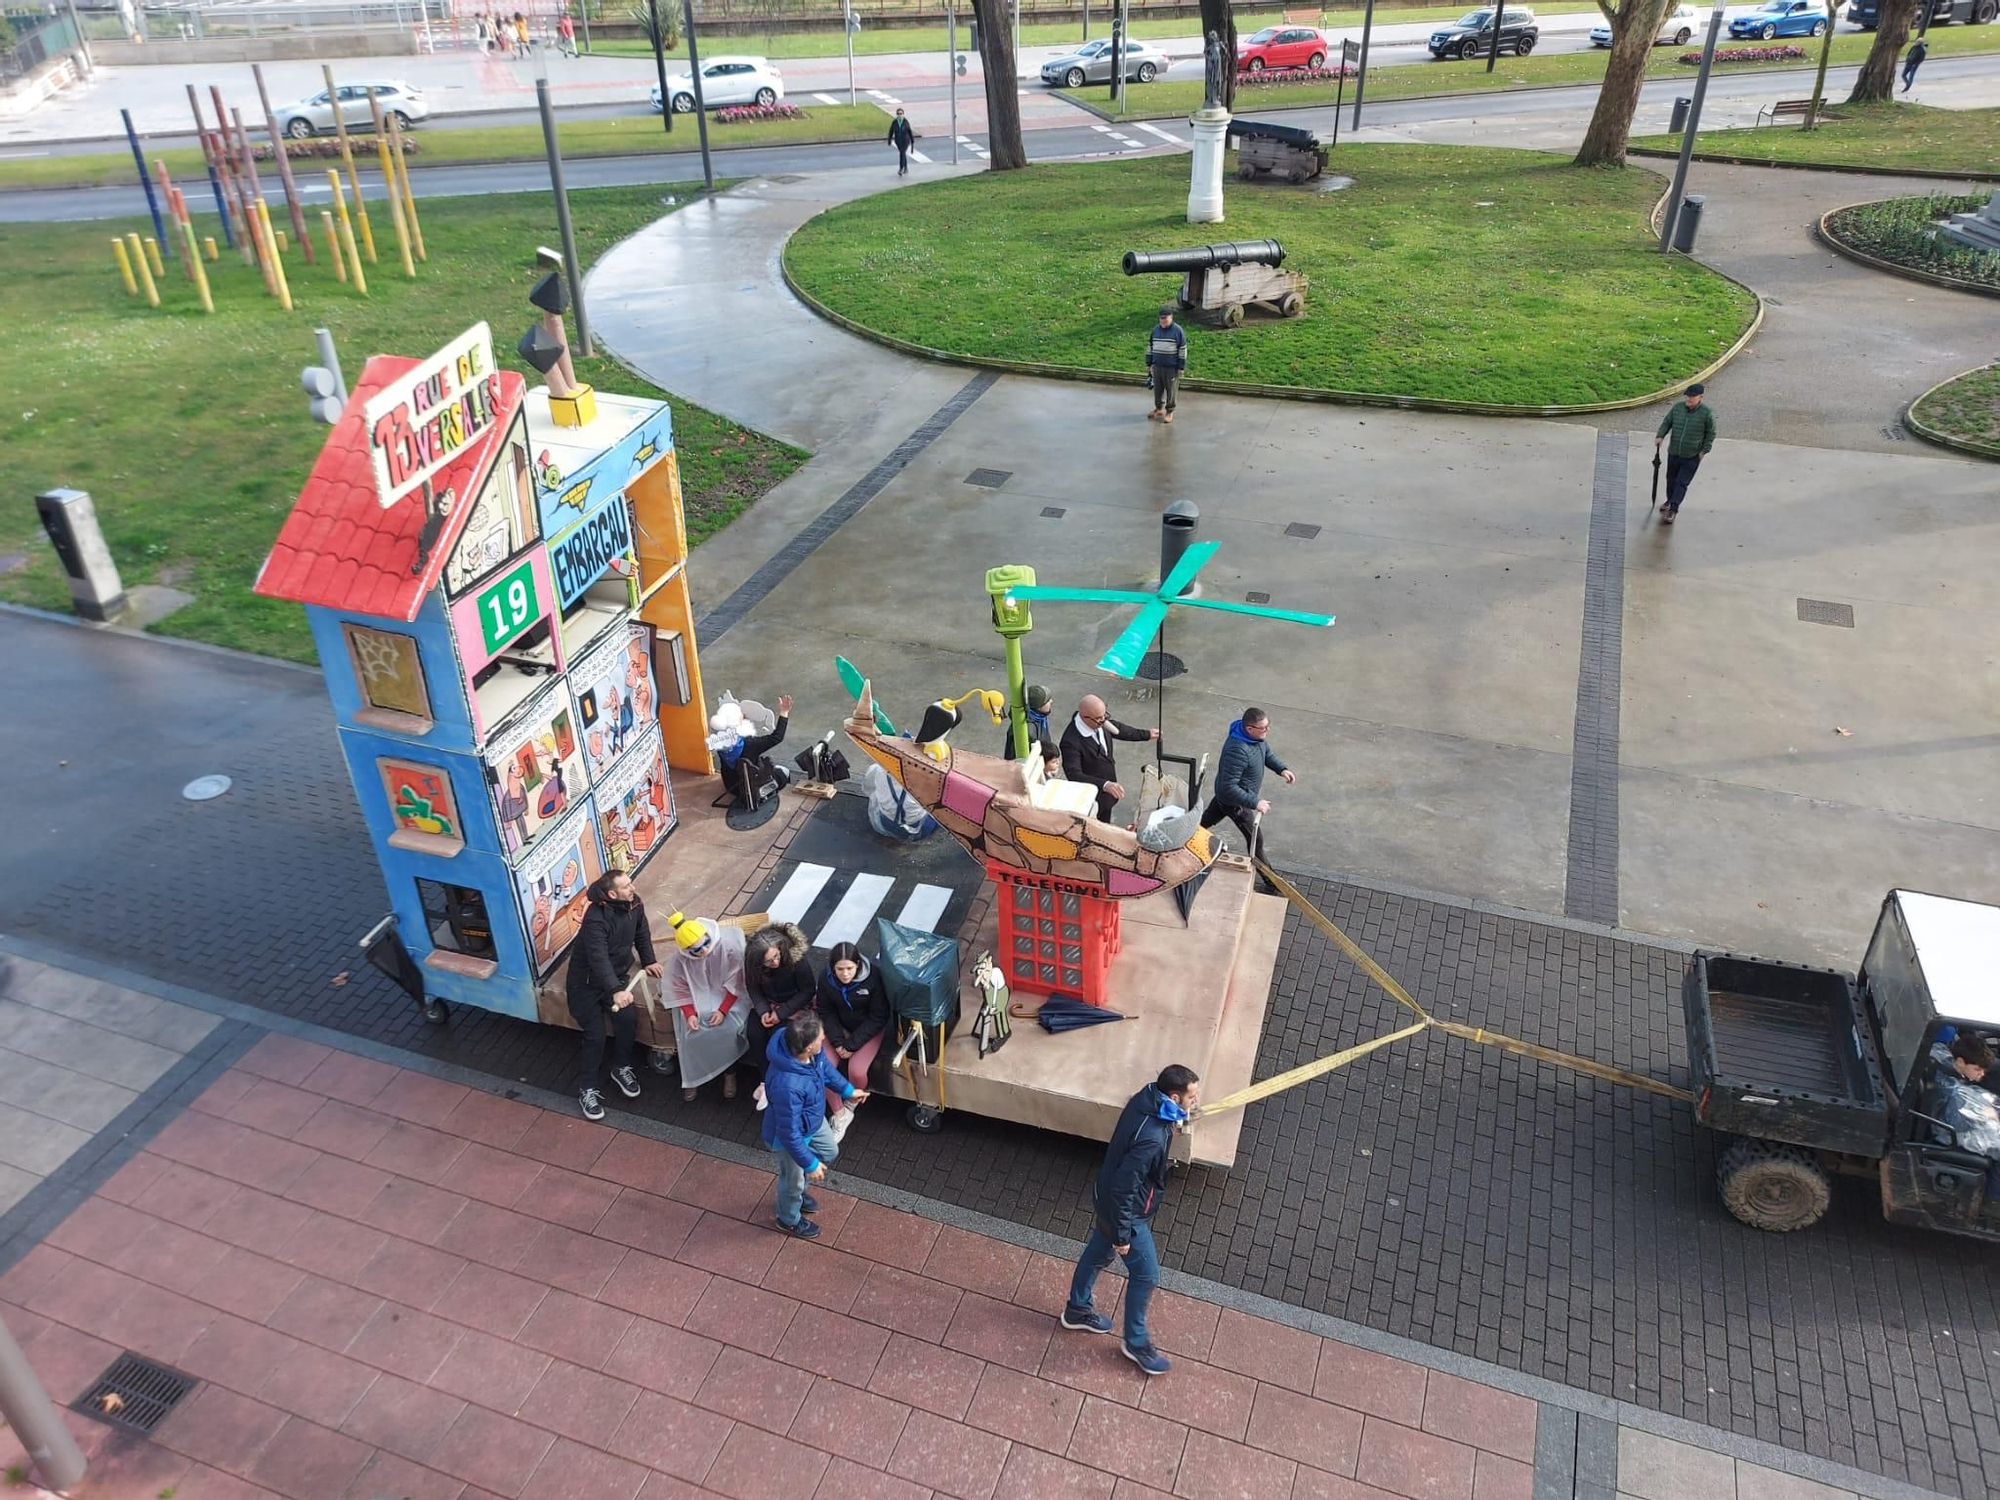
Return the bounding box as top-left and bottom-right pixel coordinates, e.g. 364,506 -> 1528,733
986,859 -> 1122,1007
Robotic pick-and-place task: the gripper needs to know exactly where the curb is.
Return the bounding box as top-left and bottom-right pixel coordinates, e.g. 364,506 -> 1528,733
1813,197 -> 2000,298
1629,143 -> 2000,182
1903,363 -> 2000,460
778,174 -> 1764,419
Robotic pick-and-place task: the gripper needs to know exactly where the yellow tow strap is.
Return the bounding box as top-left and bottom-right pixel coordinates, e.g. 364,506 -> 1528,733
1194,861 -> 1691,1119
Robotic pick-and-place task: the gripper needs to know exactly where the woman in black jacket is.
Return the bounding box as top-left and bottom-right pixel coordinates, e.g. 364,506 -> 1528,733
815,943 -> 890,1092
744,923 -> 816,1070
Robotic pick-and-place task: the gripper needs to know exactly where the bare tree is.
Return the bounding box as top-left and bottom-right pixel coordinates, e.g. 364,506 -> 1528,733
1802,0 -> 1839,127
1573,0 -> 1675,168
1848,0 -> 1918,102
1199,0 -> 1239,112
971,0 -> 1027,169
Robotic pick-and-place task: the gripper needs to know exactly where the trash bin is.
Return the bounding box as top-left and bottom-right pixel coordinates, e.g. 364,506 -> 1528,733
1672,194 -> 1706,253
1160,499 -> 1199,594
1669,96 -> 1691,133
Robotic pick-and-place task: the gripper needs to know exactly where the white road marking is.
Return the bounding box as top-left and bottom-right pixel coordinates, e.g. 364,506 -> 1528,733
908,147 -> 931,163
956,135 -> 989,157
812,92 -> 840,105
813,873 -> 896,949
894,884 -> 954,935
1089,123 -> 1113,133
767,863 -> 835,926
867,88 -> 902,104
1137,122 -> 1187,145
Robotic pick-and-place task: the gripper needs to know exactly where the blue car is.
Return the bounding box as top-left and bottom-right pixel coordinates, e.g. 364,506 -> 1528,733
1729,0 -> 1832,38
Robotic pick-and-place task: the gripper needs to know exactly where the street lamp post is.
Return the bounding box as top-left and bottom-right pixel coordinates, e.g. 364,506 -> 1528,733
683,0 -> 714,192
650,0 -> 672,134
1658,0 -> 1725,254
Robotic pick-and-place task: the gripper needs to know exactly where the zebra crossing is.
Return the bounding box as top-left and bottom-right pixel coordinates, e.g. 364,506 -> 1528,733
759,860 -> 962,952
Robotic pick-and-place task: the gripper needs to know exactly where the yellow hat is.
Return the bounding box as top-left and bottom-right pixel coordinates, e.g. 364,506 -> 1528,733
669,911 -> 710,951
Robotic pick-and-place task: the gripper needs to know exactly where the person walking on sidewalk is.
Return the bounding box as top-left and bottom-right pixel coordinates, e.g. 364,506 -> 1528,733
1061,1064 -> 1201,1375
1061,693 -> 1159,824
557,12 -> 577,57
762,1012 -> 868,1238
888,109 -> 916,175
1146,305 -> 1188,423
567,870 -> 660,1121
1199,707 -> 1295,858
1902,36 -> 1928,91
1654,383 -> 1715,523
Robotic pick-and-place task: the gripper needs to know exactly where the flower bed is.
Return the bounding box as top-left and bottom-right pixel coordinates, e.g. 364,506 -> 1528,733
254,138 -> 418,162
1822,192 -> 2000,291
1235,63 -> 1358,87
1677,44 -> 1806,64
716,103 -> 806,123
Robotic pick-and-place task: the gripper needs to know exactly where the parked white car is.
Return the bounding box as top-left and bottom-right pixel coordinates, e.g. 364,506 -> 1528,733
649,56 -> 785,113
276,81 -> 428,138
1589,4 -> 1701,44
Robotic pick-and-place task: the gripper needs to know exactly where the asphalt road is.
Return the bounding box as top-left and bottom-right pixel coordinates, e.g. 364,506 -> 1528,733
7,54 -> 1991,225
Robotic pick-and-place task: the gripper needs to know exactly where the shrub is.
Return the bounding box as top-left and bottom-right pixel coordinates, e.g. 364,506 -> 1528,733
254,138 -> 418,162
715,103 -> 805,123
1824,193 -> 2000,289
1678,44 -> 1807,64
1234,64 -> 1357,87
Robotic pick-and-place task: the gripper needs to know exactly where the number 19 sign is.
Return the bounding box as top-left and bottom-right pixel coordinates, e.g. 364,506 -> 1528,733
476,557 -> 540,655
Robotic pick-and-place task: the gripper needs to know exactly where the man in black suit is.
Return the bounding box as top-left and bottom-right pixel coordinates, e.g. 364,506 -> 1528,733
1060,694 -> 1158,824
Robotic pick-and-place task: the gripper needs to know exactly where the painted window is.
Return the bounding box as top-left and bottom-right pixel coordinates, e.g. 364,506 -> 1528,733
416,879 -> 497,959
378,759 -> 460,838
343,624 -> 429,720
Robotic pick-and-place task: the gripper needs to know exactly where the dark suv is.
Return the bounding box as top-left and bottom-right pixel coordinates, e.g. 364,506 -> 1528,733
1428,6 -> 1539,59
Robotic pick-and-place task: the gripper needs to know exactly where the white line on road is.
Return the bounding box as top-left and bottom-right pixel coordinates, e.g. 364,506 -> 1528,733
813,92 -> 840,105
956,135 -> 989,158
909,148 -> 931,163
867,89 -> 902,104
1136,122 -> 1187,145
1089,123 -> 1113,133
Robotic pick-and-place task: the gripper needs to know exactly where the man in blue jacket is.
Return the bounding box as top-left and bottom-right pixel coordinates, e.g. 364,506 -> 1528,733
1060,1064 -> 1201,1375
761,1011 -> 868,1239
1199,707 -> 1294,858
1146,305 -> 1187,423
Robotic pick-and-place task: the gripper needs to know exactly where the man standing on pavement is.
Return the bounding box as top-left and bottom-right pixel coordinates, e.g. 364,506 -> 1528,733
1060,1064 -> 1201,1376
1146,305 -> 1187,423
1654,382 -> 1715,523
1902,35 -> 1928,91
762,1012 -> 867,1238
1200,707 -> 1295,858
1061,693 -> 1159,824
567,870 -> 660,1121
888,108 -> 915,175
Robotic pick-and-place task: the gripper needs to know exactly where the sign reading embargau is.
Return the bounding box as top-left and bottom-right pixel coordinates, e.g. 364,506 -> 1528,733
364,323 -> 502,510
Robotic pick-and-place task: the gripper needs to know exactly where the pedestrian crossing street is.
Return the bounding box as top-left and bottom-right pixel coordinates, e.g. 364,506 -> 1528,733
762,861 -> 958,951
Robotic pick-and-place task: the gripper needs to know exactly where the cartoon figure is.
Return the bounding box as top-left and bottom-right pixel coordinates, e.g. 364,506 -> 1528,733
535,738 -> 568,820
616,683 -> 635,754
554,857 -> 582,901
536,449 -> 563,490
498,765 -> 531,851
532,882 -> 553,940
587,726 -> 606,770
604,686 -> 625,757
633,680 -> 654,726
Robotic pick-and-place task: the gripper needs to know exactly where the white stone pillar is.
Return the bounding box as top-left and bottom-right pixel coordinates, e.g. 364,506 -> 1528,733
1186,108 -> 1229,225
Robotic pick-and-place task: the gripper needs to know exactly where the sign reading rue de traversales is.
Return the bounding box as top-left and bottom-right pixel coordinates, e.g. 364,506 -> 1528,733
364,322 -> 504,510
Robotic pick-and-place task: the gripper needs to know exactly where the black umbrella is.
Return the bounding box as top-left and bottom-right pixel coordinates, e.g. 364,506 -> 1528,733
1651,448 -> 1661,513
1035,995 -> 1128,1033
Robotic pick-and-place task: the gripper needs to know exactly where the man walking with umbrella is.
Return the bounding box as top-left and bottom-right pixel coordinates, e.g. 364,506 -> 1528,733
1060,1064 -> 1201,1375
1654,383 -> 1715,524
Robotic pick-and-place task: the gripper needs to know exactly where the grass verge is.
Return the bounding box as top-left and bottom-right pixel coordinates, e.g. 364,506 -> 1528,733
0,183 -> 805,661
0,105 -> 891,191
1908,364 -> 2000,455
782,145 -> 1757,406
1058,27 -> 2000,119
1632,102 -> 2000,178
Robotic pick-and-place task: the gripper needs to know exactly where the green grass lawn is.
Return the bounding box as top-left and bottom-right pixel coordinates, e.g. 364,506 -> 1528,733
0,105 -> 890,192
1063,27 -> 2000,119
1632,102 -> 2000,177
783,145 -> 1757,406
1910,364 -> 2000,455
0,184 -> 804,661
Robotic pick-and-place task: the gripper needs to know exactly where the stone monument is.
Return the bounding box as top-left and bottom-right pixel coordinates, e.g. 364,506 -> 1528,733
1187,30 -> 1230,225
1939,189 -> 2000,258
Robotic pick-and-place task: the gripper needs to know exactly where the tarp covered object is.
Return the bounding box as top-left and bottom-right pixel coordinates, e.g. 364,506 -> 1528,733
876,918 -> 962,1032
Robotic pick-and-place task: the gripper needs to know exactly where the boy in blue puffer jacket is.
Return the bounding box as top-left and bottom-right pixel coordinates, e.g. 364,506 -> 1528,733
761,1011 -> 868,1238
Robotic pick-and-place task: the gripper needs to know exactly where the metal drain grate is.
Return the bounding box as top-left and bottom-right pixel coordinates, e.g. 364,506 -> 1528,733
74,1354 -> 196,1434
964,468 -> 1012,489
1881,425 -> 1906,442
1040,506 -> 1066,519
1284,523 -> 1320,540
1246,591 -> 1271,604
1797,598 -> 1855,628
1136,652 -> 1187,681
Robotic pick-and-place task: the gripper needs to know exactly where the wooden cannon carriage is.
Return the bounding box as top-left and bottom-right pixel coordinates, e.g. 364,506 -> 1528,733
1121,239 -> 1306,328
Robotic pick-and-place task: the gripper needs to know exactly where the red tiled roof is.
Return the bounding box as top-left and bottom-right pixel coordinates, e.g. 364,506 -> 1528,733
254,357 -> 526,622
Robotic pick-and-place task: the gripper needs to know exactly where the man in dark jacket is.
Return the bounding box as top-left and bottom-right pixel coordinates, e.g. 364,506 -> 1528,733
1061,1064 -> 1200,1375
1146,305 -> 1188,423
762,1012 -> 867,1238
566,870 -> 661,1121
1654,383 -> 1716,523
1902,36 -> 1927,91
1061,693 -> 1159,824
1001,683 -> 1054,761
1199,707 -> 1294,857
888,108 -> 915,174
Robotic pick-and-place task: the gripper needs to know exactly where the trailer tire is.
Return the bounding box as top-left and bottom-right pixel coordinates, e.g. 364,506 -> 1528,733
1717,1140 -> 1830,1232
906,1103 -> 943,1134
1238,162 -> 1259,179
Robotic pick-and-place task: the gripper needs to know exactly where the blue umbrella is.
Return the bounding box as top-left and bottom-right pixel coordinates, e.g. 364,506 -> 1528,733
1035,995 -> 1128,1033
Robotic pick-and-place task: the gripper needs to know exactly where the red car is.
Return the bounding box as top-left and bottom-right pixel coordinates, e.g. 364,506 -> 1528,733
1236,25 -> 1331,72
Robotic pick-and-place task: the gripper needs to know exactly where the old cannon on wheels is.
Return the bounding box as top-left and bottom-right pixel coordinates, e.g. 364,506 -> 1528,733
1122,239 -> 1305,328
1229,119 -> 1328,184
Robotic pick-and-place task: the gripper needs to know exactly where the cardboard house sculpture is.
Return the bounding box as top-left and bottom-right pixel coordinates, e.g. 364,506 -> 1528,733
256,322 -> 710,1020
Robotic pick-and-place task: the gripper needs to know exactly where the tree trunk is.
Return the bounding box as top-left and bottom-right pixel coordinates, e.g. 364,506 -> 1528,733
1198,0 -> 1238,112
971,0 -> 1027,169
1803,0 -> 1838,127
1847,0 -> 1917,102
1572,0 -> 1673,168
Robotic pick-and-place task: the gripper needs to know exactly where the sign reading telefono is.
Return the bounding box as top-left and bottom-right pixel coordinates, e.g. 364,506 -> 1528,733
364,322 -> 504,510
549,495 -> 634,609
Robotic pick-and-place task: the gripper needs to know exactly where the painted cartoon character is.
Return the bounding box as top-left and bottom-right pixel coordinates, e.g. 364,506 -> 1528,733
498,765 -> 531,851
633,680 -> 654,727
553,857 -> 581,902
587,726 -> 606,770
534,737 -> 567,820
604,686 -> 625,757
536,449 -> 563,490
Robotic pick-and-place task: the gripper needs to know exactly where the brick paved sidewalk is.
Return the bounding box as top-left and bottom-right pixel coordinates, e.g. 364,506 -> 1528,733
0,1032 -> 1544,1500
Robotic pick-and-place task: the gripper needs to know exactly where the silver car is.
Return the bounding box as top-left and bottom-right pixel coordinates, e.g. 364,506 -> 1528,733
1040,38 -> 1165,88
277,81 -> 429,138
1590,4 -> 1699,44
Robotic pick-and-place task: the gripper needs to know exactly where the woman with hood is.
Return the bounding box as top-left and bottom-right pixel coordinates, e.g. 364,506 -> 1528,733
744,923 -> 817,1066
666,912 -> 750,1102
815,942 -> 890,1093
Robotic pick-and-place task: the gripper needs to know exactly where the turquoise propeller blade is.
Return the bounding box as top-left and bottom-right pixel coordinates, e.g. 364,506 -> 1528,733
1098,600 -> 1171,678
1169,596 -> 1335,628
833,656 -> 898,736
1159,540 -> 1220,601
1009,586 -> 1157,604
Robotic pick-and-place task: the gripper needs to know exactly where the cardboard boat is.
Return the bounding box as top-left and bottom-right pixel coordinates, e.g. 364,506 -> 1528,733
843,682 -> 1215,899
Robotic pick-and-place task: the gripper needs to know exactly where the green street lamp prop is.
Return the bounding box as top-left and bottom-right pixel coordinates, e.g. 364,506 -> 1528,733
985,566 -> 1039,759
1659,0 -> 1727,254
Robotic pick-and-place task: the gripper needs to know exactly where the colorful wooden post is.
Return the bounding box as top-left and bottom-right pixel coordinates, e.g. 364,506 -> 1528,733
204,237 -> 219,261
119,107 -> 172,264
111,237 -> 137,295
365,89 -> 416,279
210,85 -> 257,267
257,199 -> 294,311
386,111 -> 426,263
322,210 -> 348,282
324,65 -> 377,265
126,232 -> 159,307
142,237 -> 165,277
185,85 -> 235,249
252,63 -> 315,265
328,171 -> 368,297
180,216 -> 214,314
